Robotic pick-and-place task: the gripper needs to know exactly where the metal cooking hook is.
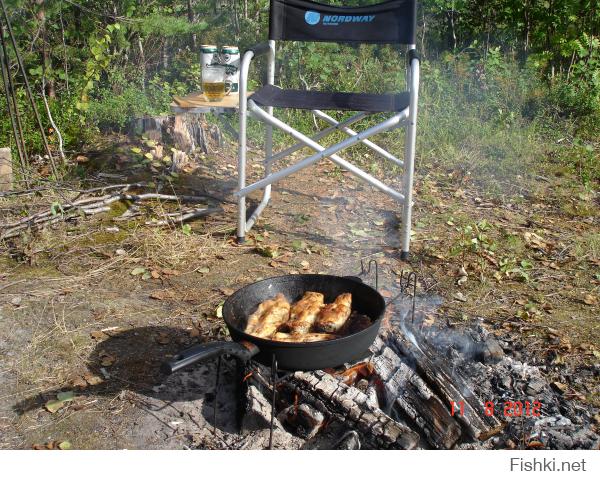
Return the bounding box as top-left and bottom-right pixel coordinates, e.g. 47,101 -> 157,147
360,258 -> 379,291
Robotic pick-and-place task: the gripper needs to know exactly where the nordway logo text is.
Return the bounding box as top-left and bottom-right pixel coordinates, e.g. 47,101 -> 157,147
323,15 -> 375,25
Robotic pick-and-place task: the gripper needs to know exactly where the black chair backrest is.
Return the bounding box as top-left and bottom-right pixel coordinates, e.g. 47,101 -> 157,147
269,0 -> 417,45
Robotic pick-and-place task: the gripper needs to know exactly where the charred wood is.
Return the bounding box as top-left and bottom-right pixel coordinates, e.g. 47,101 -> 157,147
382,329 -> 505,441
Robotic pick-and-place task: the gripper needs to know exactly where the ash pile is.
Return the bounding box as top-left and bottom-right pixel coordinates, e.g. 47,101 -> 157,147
238,296 -> 599,450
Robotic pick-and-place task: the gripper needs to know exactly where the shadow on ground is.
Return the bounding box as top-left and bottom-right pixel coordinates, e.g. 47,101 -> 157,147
13,326 -> 243,434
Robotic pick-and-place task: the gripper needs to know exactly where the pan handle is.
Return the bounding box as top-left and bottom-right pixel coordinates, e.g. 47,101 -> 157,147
161,341 -> 259,374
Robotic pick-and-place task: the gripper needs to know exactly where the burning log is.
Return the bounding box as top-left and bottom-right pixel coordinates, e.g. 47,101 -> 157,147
371,341 -> 462,449
279,370 -> 420,449
383,329 -> 505,441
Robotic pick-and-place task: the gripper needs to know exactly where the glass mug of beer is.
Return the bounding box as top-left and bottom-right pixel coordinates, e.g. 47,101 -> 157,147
202,65 -> 231,102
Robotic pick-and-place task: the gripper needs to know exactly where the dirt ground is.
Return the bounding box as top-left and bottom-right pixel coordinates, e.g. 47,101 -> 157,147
0,133 -> 598,449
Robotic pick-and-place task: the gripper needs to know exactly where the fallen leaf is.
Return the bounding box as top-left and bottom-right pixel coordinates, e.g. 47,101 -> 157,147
45,399 -> 65,413
527,441 -> 545,449
256,244 -> 280,258
150,270 -> 160,279
130,267 -> 146,276
219,287 -> 234,296
197,266 -> 210,274
45,391 -> 75,413
83,373 -> 103,386
100,354 -> 116,367
189,327 -> 201,338
90,331 -> 107,341
58,441 -> 72,450
453,292 -> 467,302
161,268 -> 180,276
71,376 -> 87,388
583,294 -> 597,305
215,304 -> 223,319
57,391 -> 74,402
300,260 -> 310,270
291,240 -> 307,251
149,289 -> 178,301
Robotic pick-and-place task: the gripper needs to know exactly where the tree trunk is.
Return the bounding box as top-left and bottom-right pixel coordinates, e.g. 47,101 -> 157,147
36,0 -> 54,99
187,0 -> 197,48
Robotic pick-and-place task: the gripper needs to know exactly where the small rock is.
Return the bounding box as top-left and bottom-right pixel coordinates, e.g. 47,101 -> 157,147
481,338 -> 504,364
10,296 -> 22,307
499,375 -> 513,390
105,226 -> 120,233
526,378 -> 546,395
115,249 -> 127,256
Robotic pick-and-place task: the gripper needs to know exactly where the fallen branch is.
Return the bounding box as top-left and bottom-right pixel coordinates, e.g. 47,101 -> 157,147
144,206 -> 223,226
0,182 -> 149,198
0,191 -> 221,240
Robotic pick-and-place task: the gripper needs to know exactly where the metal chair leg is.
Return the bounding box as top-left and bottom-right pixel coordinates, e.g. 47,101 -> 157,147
401,57 -> 420,260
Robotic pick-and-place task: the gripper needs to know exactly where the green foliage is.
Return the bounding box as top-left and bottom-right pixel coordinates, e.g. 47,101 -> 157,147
0,0 -> 598,188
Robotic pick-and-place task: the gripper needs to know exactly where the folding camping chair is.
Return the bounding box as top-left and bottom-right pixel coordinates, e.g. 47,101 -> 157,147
235,0 -> 419,259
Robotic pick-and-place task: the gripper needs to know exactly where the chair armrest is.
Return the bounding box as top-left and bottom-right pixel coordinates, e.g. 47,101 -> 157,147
408,49 -> 419,64
246,42 -> 272,57
239,42 -> 274,98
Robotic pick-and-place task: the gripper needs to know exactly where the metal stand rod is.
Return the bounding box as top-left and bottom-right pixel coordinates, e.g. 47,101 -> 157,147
360,258 -> 379,290
269,354 -> 278,450
213,355 -> 222,435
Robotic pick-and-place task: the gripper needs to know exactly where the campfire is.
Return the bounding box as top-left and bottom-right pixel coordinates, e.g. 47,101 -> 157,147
161,268 -> 599,450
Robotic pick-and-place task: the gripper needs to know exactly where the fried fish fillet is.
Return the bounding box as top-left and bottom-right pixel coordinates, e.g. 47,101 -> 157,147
250,294 -> 291,339
286,291 -> 325,334
315,293 -> 352,333
272,332 -> 338,342
244,293 -> 287,334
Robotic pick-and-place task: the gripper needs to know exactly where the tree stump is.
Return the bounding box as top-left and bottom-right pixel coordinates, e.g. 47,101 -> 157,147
129,114 -> 222,154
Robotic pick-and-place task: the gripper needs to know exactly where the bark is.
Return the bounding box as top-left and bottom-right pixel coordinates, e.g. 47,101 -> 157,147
129,114 -> 222,154
277,370 -> 420,449
187,0 -> 197,48
36,0 -> 54,98
383,329 -> 505,441
371,339 -> 462,449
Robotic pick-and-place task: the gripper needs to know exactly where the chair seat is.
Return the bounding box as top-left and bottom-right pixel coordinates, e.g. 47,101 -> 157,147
250,85 -> 409,113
